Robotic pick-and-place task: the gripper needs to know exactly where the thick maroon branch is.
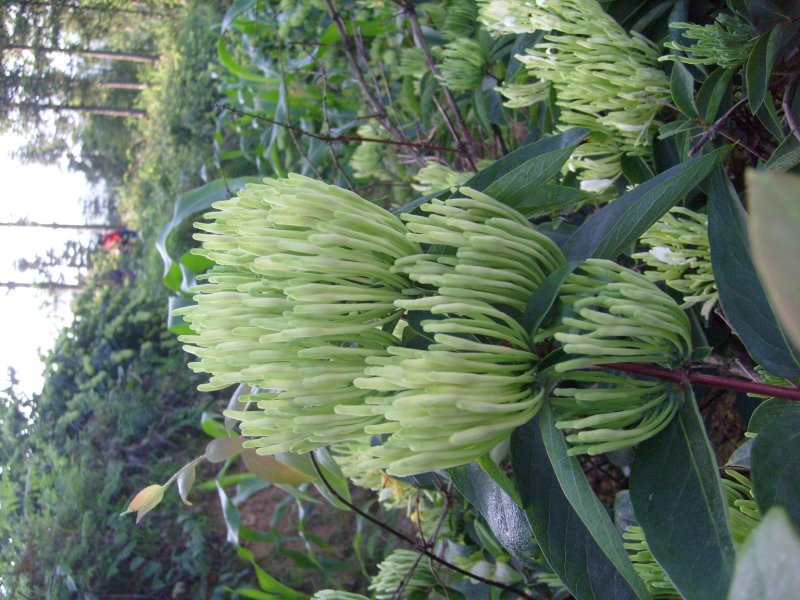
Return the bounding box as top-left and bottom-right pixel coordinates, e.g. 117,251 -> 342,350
599,363 -> 800,401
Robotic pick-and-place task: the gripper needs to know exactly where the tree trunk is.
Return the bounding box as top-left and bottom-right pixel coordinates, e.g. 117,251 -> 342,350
4,45 -> 158,64
96,81 -> 148,91
1,102 -> 146,118
0,281 -> 83,291
0,221 -> 119,230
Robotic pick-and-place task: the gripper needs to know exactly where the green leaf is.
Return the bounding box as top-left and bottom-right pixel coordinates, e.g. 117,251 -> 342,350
515,184 -> 586,217
747,170 -> 800,351
619,155 -> 655,186
538,404 -> 649,598
708,167 -> 800,377
522,262 -> 580,333
465,128 -> 590,194
563,149 -> 721,260
218,36 -> 270,83
206,436 -> 244,463
221,0 -> 255,32
670,61 -> 699,118
216,478 -> 241,544
748,398 -> 799,432
696,67 -> 734,122
511,418 -> 642,600
310,448 -> 351,511
200,412 -> 229,439
482,131 -> 590,206
751,406 -> 800,531
762,134 -> 800,171
156,177 -> 259,293
629,385 -> 735,600
745,23 -> 796,112
728,507 -> 800,600
448,461 -> 540,570
475,454 -> 521,507
176,464 -> 196,506
237,547 -> 309,599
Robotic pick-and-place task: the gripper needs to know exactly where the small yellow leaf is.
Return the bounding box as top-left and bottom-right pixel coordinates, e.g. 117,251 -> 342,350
242,449 -> 315,485
177,465 -> 196,506
120,484 -> 165,523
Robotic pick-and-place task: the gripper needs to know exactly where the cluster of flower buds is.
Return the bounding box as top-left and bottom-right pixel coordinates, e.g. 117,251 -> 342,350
662,12 -> 756,69
439,37 -> 489,92
352,189 -> 566,476
555,259 -> 692,372
632,207 -> 717,319
550,370 -> 678,456
368,549 -> 439,599
182,176 -> 702,475
479,0 -> 669,193
179,175 -> 419,453
549,260 -> 691,454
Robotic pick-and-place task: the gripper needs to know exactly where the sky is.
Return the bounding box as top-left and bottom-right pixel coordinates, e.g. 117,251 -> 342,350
0,134 -> 96,396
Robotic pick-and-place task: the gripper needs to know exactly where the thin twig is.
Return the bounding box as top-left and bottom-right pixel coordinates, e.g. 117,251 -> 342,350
597,363 -> 800,400
309,453 -> 535,599
688,95 -> 750,157
322,0 -> 425,166
396,1 -> 479,168
218,105 -> 459,153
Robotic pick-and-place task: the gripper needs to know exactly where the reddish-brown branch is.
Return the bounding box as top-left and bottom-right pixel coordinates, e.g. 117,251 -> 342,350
599,363 -> 800,401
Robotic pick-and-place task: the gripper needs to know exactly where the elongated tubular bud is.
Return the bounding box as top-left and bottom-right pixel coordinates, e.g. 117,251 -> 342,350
180,175 -> 420,453
355,188 -> 566,476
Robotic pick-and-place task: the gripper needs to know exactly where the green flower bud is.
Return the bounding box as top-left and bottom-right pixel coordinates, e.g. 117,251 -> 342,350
632,207 -> 717,319
354,188 -> 566,476
369,549 -> 438,599
411,162 -> 473,195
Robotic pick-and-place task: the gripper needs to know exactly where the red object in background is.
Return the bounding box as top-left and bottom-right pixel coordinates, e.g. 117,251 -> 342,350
102,230 -> 123,250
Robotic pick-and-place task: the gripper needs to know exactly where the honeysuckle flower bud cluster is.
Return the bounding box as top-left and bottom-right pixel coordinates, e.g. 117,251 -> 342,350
179,175 -> 419,453
555,259 -> 692,371
479,0 -> 669,193
411,162 -> 473,195
632,207 -> 717,319
311,592 -> 368,600
438,38 -> 489,92
368,549 -> 438,599
549,260 -> 691,454
550,370 -> 678,456
662,12 -> 756,69
181,176 -> 695,476
353,189 -> 566,476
